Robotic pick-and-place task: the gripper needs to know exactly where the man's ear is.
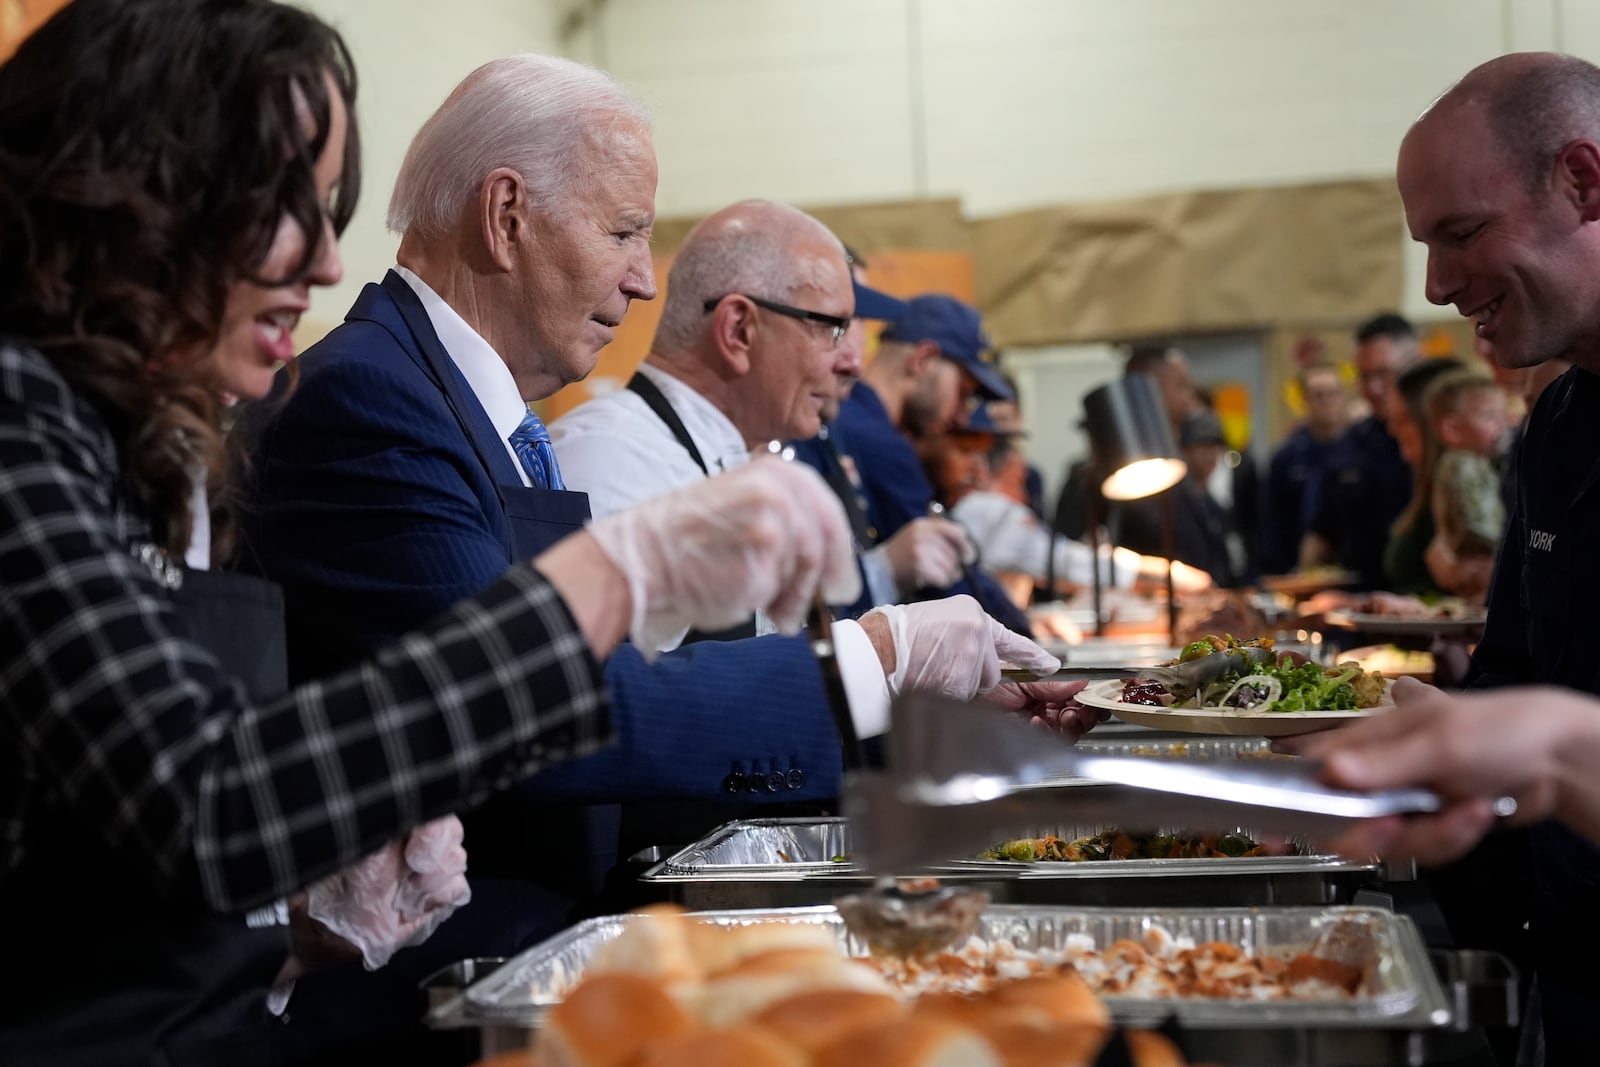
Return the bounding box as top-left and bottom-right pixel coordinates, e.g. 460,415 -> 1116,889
1556,139 -> 1600,223
904,339 -> 941,381
708,297 -> 757,377
480,167 -> 529,272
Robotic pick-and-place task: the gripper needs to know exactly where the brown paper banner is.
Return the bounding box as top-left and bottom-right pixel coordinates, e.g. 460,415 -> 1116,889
975,179 -> 1406,347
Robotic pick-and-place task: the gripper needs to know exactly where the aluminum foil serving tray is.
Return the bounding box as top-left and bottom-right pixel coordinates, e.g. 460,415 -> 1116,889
461,904 -> 1451,1033
638,817 -> 1379,909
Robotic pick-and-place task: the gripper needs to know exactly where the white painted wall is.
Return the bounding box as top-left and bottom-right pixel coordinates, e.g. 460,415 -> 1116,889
295,0 -> 564,330
568,0 -> 1599,323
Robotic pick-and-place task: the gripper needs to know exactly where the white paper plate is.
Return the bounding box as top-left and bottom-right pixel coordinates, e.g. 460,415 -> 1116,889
1074,678 -> 1393,738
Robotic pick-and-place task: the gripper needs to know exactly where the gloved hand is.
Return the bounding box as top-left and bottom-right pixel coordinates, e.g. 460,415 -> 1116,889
305,815 -> 472,971
587,458 -> 860,657
879,517 -> 974,594
862,594 -> 1060,699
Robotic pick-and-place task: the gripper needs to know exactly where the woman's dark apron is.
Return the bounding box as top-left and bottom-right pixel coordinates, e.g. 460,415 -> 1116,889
0,568 -> 292,1067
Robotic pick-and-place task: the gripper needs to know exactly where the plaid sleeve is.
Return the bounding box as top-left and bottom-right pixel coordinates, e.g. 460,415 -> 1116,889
0,348 -> 610,912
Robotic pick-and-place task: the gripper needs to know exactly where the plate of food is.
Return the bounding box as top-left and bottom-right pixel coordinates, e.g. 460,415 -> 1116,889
1324,605 -> 1487,638
1072,637 -> 1392,737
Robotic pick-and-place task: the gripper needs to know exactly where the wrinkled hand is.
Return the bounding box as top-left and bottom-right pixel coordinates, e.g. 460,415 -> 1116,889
587,458 -> 860,657
304,815 -> 472,971
985,678 -> 1108,743
1283,684 -> 1589,865
862,594 -> 1059,700
880,517 -> 973,594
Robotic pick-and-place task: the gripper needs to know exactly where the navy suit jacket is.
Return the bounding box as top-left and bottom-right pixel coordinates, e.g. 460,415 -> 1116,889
239,273 -> 843,817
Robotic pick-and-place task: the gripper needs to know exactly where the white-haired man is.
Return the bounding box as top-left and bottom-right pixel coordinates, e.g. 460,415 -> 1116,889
239,58 -> 1075,1060
553,199 -> 984,636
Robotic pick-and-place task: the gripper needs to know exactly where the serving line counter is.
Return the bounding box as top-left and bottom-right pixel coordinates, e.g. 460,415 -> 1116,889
424,901 -> 1515,1066
421,660 -> 1512,1065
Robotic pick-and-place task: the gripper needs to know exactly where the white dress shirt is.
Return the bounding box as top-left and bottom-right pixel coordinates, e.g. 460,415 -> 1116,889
394,266 -> 534,487
552,362 -> 892,737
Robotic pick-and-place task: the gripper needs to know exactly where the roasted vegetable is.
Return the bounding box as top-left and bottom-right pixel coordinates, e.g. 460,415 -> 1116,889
978,829 -> 1273,862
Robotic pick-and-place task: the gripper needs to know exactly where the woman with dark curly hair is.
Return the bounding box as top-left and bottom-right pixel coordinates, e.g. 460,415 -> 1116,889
0,2 -> 857,1062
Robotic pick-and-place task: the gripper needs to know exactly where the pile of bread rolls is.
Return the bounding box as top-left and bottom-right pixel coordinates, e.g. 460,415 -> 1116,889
476,904 -> 1200,1067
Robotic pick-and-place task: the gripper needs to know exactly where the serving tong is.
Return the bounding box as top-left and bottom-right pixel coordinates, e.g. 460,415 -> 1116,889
1000,643 -> 1276,688
840,691 -> 1514,879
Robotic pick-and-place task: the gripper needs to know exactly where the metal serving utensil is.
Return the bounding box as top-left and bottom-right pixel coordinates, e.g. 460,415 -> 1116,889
1000,643 -> 1275,687
842,691 -> 1513,875
834,878 -> 990,959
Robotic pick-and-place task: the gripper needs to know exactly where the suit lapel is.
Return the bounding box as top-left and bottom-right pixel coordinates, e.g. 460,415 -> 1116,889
362,271 -> 525,492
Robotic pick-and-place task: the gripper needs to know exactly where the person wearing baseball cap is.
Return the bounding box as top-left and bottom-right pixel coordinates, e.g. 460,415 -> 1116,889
820,289 -> 1034,635
881,293 -> 1015,411
793,264 -> 979,619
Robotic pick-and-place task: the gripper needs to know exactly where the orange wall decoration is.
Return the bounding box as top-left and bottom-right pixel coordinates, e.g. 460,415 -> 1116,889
1209,381 -> 1254,452
539,247 -> 978,423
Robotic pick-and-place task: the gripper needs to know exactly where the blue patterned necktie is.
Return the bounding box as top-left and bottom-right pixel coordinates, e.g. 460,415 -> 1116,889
508,409 -> 565,490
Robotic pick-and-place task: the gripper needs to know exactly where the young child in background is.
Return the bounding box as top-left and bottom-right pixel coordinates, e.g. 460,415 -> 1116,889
1426,371 -> 1512,595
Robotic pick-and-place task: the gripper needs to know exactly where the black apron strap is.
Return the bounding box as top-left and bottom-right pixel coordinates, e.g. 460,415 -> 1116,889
627,371 -> 711,475
626,371 -> 755,643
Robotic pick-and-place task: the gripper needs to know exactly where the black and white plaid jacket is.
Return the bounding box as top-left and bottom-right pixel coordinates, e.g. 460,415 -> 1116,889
0,341 -> 611,913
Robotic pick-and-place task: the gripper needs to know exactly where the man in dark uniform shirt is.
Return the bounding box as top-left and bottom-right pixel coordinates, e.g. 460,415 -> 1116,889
1302,313 -> 1419,588
1260,361 -> 1351,574
1390,51 -> 1600,1065
821,291 -> 1034,635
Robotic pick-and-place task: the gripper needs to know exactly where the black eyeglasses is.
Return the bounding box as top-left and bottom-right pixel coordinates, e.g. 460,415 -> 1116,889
703,294 -> 850,347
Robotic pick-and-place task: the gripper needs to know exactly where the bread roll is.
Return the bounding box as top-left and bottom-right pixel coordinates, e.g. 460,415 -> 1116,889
1125,1029 -> 1189,1067
539,973 -> 696,1067
689,918 -> 839,976
978,1023 -> 1108,1067
984,972 -> 1111,1030
693,948 -> 896,1028
587,904 -> 700,987
753,990 -> 908,1052
629,1025 -> 807,1067
913,991 -> 1043,1032
813,1017 -> 1003,1067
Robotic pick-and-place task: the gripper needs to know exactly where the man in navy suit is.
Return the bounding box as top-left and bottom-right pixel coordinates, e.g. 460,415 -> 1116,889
237,54 -> 1071,1063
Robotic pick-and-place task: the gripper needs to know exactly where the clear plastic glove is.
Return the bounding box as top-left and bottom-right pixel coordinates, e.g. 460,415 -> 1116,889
305,815 -> 471,971
864,594 -> 1060,699
587,457 -> 860,657
879,517 -> 974,594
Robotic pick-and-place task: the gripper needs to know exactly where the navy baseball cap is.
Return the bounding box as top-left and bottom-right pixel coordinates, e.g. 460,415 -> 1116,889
879,293 -> 1014,401
852,278 -> 908,322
